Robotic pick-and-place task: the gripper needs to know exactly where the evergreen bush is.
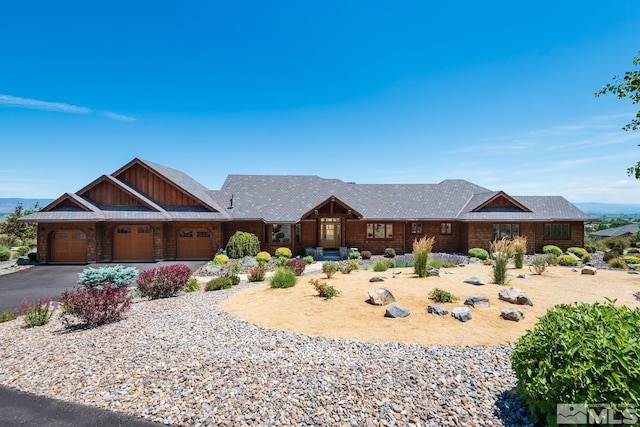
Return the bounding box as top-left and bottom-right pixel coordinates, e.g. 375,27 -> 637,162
212,254 -> 229,266
567,247 -> 588,258
269,268 -> 297,288
205,276 -> 233,291
373,261 -> 388,272
256,251 -> 272,263
557,254 -> 578,267
0,246 -> 11,261
225,231 -> 260,258
275,247 -> 292,259
77,265 -> 138,290
468,247 -> 489,260
303,255 -> 314,264
542,245 -> 562,257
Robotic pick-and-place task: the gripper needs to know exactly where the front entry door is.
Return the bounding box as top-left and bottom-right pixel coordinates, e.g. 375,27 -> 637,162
319,218 -> 341,248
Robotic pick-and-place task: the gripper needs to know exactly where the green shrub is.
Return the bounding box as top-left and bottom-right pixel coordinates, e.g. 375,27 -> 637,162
225,273 -> 241,285
348,260 -> 359,270
545,254 -> 559,266
373,261 -> 388,272
0,234 -> 19,248
608,257 -> 627,269
322,261 -> 339,278
275,247 -> 292,259
601,236 -> 632,252
581,253 -> 592,264
205,276 -> 233,291
583,242 -> 597,253
512,300 -> 640,425
309,278 -> 340,299
384,259 -> 396,269
468,247 -> 489,260
557,254 -> 578,267
185,278 -> 201,292
427,258 -> 446,269
622,255 -> 640,265
256,251 -> 271,263
413,236 -> 435,277
542,245 -> 562,257
603,251 -> 620,262
428,288 -> 457,303
627,248 -> 640,254
491,239 -> 512,285
349,251 -> 361,259
0,310 -> 18,323
361,250 -> 372,260
0,246 -> 11,261
512,236 -> 527,269
276,256 -> 288,267
248,266 -> 266,282
78,265 -> 138,290
567,247 -> 588,258
303,255 -> 314,264
211,254 -> 229,266
225,231 -> 261,258
17,297 -> 55,328
384,247 -> 396,258
529,254 -> 547,275
16,246 -> 30,256
269,268 -> 297,288
230,263 -> 242,273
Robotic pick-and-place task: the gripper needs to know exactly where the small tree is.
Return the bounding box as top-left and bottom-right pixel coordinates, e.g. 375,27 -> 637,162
0,203 -> 38,245
225,231 -> 260,258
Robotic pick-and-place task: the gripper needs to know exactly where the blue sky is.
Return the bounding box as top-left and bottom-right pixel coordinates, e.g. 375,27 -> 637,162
1,1 -> 639,203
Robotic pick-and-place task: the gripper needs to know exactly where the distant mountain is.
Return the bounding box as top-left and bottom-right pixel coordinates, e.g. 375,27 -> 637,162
573,202 -> 640,216
0,198 -> 54,215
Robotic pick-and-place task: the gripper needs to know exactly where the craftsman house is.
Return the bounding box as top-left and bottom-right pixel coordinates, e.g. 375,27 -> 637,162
22,158 -> 594,263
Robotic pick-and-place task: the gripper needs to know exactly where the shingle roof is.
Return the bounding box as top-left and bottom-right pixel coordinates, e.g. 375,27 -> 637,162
590,223 -> 639,237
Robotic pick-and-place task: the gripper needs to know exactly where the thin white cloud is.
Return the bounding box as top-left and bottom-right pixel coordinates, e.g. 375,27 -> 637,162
102,111 -> 136,122
0,94 -> 91,114
0,93 -> 135,122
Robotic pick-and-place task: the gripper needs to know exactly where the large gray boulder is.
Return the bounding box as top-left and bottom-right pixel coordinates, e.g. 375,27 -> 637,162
501,309 -> 524,322
498,287 -> 533,306
427,305 -> 448,316
464,277 -> 487,286
464,295 -> 490,308
581,266 -> 597,275
369,275 -> 386,283
367,288 -> 396,306
451,307 -> 472,322
241,256 -> 258,267
385,304 -> 411,318
426,268 -> 440,277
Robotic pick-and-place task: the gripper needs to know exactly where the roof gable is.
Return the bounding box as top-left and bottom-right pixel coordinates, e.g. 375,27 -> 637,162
301,196 -> 363,220
471,191 -> 532,213
42,193 -> 102,213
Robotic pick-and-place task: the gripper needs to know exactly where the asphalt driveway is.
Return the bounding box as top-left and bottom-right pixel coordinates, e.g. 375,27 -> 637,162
0,261 -> 206,313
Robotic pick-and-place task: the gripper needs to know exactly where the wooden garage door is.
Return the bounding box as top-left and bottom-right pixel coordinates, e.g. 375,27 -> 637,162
51,230 -> 87,263
114,225 -> 154,261
177,228 -> 214,259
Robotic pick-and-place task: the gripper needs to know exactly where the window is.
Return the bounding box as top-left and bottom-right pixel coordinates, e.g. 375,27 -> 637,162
179,231 -> 193,238
117,226 -> 132,234
493,223 -> 519,239
53,233 -> 68,240
440,222 -> 452,235
72,233 -> 86,240
544,223 -> 570,239
411,223 -> 422,234
366,223 -> 393,239
138,226 -> 152,234
197,231 -> 211,238
272,224 -> 291,243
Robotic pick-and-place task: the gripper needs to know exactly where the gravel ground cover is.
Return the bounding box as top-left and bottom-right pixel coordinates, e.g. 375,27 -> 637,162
0,279 -> 533,426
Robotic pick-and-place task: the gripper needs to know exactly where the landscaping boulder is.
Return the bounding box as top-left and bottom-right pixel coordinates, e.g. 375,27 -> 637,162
427,305 -> 448,316
199,265 -> 222,276
565,252 -> 580,261
501,309 -> 524,322
241,256 -> 258,267
464,296 -> 490,308
464,277 -> 487,286
581,266 -> 597,275
385,304 -> 411,318
367,288 -> 396,306
517,273 -> 530,279
498,287 -> 533,306
634,292 -> 640,302
451,307 -> 472,322
369,275 -> 386,283
427,268 -> 440,277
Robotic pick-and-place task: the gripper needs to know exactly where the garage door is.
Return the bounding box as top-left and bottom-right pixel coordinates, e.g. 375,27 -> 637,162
51,230 -> 87,263
177,228 -> 214,259
114,225 -> 154,261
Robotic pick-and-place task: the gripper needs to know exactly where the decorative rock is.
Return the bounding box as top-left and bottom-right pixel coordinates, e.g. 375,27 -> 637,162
501,309 -> 524,322
241,256 -> 258,267
464,277 -> 487,286
444,271 -> 456,274
385,304 -> 411,318
451,307 -> 472,322
516,273 -> 530,279
565,252 -> 580,261
634,292 -> 640,301
427,305 -> 448,316
581,266 -> 597,275
629,270 -> 640,275
369,275 -> 386,283
498,287 -> 533,306
427,268 -> 440,277
367,288 -> 396,305
464,296 -> 490,309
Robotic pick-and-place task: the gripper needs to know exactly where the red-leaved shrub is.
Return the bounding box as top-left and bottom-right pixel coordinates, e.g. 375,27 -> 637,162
285,258 -> 307,276
136,264 -> 192,299
61,285 -> 132,327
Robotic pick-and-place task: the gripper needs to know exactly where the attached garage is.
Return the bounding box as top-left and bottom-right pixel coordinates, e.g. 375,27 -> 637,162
177,228 -> 214,259
113,224 -> 154,261
50,230 -> 87,263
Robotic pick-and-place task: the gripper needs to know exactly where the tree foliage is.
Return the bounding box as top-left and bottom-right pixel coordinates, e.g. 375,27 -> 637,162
0,204 -> 38,244
596,51 -> 640,177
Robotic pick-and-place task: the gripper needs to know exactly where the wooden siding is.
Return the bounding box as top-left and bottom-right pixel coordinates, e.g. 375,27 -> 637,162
81,180 -> 146,207
116,163 -> 201,207
534,222 -> 584,252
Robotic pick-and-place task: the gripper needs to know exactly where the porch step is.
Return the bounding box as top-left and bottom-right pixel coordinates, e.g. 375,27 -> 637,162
319,250 -> 342,261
